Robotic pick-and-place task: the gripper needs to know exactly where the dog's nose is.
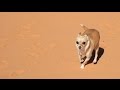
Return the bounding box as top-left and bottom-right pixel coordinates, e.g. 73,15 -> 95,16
79,46 -> 81,49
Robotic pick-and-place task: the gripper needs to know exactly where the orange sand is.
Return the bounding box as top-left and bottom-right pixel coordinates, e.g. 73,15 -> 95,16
0,12 -> 120,79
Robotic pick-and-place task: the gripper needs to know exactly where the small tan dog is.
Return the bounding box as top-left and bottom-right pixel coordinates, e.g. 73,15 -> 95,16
76,24 -> 100,69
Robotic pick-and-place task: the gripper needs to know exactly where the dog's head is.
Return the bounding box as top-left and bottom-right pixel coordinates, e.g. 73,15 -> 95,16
76,33 -> 89,51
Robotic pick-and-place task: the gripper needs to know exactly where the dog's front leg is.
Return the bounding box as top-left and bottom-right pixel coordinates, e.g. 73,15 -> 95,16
80,49 -> 93,69
80,57 -> 91,69
78,51 -> 84,64
80,58 -> 84,63
78,54 -> 83,64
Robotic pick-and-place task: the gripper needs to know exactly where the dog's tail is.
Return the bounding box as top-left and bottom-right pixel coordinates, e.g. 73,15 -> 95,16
80,24 -> 89,30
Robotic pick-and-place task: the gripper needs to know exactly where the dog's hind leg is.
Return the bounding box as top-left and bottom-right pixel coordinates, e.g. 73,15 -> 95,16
93,47 -> 99,64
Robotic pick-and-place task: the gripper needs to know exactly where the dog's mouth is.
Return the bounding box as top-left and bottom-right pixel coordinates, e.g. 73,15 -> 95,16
79,46 -> 84,51
79,47 -> 85,54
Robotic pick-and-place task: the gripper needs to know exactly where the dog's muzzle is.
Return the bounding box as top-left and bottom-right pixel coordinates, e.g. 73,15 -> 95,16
79,46 -> 81,49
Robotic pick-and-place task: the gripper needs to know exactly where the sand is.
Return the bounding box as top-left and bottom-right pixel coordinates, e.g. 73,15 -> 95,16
0,12 -> 120,79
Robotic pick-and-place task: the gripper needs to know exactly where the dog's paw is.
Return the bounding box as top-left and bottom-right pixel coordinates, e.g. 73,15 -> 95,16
80,60 -> 84,64
80,64 -> 85,69
93,60 -> 97,64
93,62 -> 97,64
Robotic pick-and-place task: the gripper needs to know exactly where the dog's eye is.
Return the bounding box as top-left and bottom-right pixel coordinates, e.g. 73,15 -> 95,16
82,42 -> 86,45
76,41 -> 79,44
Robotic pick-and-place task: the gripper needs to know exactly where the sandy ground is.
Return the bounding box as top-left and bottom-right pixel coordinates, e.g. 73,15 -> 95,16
0,12 -> 120,79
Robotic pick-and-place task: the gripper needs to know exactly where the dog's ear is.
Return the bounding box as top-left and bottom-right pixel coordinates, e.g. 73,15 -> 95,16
84,35 -> 89,40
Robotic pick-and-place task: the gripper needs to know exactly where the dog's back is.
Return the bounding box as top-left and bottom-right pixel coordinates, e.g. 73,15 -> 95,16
83,29 -> 100,40
83,28 -> 100,50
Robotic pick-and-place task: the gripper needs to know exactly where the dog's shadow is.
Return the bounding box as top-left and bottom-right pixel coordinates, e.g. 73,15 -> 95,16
87,47 -> 104,65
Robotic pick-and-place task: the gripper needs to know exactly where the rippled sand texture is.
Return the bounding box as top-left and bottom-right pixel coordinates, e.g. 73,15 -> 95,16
0,12 -> 120,79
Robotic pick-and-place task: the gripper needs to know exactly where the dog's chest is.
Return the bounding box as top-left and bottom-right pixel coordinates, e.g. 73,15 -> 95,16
80,50 -> 86,58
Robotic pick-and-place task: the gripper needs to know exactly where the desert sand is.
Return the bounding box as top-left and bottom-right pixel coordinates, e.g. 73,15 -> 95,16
0,12 -> 120,79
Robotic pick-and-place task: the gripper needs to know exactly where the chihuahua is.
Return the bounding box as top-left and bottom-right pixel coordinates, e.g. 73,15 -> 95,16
76,24 -> 100,69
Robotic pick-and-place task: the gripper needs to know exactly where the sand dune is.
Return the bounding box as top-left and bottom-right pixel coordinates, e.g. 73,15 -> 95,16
0,12 -> 120,79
